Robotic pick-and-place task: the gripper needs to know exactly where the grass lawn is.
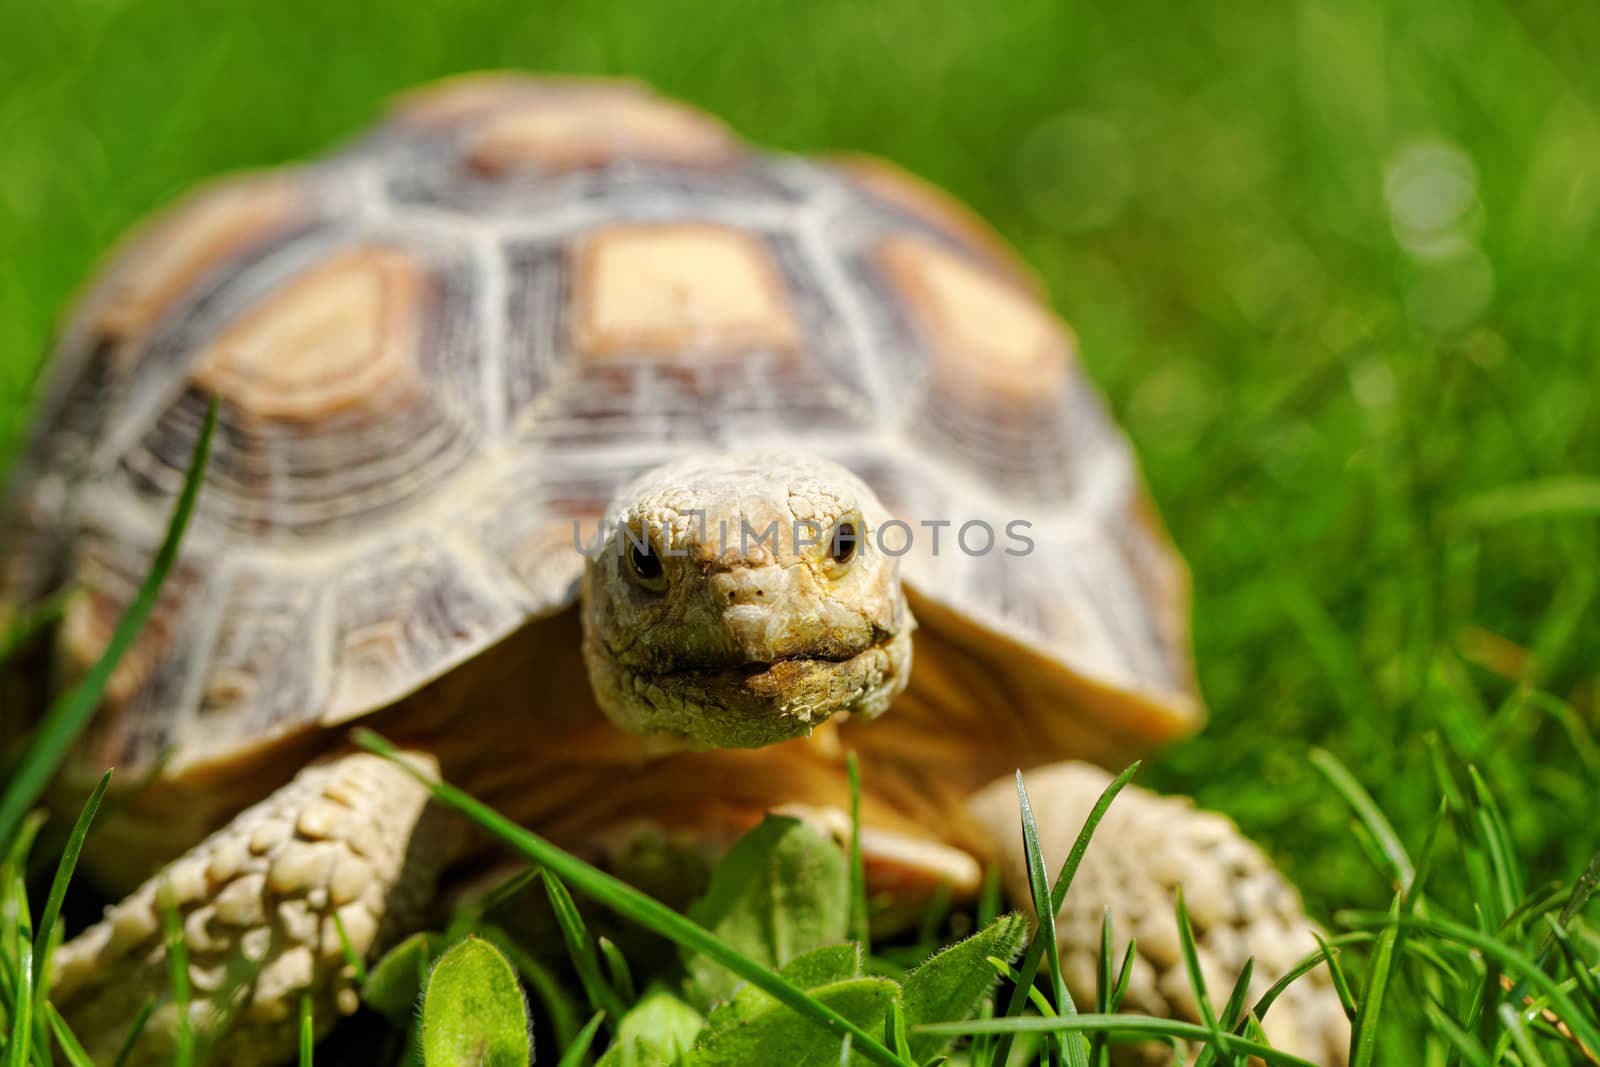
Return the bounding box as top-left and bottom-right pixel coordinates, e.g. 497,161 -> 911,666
2,0 -> 1598,1062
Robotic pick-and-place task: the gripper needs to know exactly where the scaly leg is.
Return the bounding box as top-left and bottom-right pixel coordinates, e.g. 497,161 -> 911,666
51,751 -> 450,1066
967,762 -> 1349,1066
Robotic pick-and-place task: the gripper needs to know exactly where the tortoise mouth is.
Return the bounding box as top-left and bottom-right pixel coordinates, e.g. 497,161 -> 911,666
596,631 -> 913,749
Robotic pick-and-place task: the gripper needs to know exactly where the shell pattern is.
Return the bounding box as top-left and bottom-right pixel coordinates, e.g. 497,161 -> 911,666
1,75 -> 1196,780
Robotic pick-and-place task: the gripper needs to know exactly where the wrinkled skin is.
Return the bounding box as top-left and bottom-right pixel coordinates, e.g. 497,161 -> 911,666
581,450 -> 914,747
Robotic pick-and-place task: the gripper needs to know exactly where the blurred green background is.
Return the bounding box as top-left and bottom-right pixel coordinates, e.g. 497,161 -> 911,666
2,0 -> 1597,974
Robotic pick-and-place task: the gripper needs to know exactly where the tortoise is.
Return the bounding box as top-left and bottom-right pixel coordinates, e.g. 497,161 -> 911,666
1,73 -> 1348,1065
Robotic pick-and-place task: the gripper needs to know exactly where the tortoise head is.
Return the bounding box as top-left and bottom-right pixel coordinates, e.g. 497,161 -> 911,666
580,450 -> 914,748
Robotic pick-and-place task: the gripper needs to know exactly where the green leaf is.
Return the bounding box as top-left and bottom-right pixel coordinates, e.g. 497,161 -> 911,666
779,943 -> 863,990
420,935 -> 532,1067
595,986 -> 706,1067
684,815 -> 849,1007
481,927 -> 581,1053
901,913 -> 1026,1063
685,976 -> 900,1067
363,931 -> 441,1020
699,944 -> 864,1044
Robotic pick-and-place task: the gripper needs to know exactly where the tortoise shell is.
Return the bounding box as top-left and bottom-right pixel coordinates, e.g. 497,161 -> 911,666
2,74 -> 1199,784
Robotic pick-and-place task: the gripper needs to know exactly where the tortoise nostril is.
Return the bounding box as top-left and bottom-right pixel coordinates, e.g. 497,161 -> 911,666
712,567 -> 782,608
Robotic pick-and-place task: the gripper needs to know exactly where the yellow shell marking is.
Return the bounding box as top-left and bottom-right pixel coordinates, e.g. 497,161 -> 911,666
190,246 -> 425,421
574,222 -> 800,356
879,234 -> 1074,400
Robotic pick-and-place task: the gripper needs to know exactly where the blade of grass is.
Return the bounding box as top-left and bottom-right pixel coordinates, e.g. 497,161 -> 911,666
911,879 -> 955,960
1349,898 -> 1400,1067
1310,748 -> 1414,892
1014,772 -> 1086,1067
541,868 -> 626,1029
1343,910 -> 1600,1053
1499,1002 -> 1555,1067
597,936 -> 636,1005
1194,956 -> 1253,1067
32,770 -> 109,1010
986,956 -> 1059,1017
1450,476 -> 1600,526
977,863 -> 1001,931
298,992 -> 313,1066
1088,910 -> 1115,1066
1546,919 -> 1600,1022
847,750 -> 869,952
329,911 -> 367,987
1467,766 -> 1523,920
0,400 -> 215,851
1247,934 -> 1363,1027
1174,890 -> 1219,1035
1421,1001 -> 1491,1067
886,996 -> 909,1060
42,1002 -> 93,1067
554,1011 -> 605,1067
5,870 -> 33,1067
159,884 -> 193,1067
915,1012 -> 1320,1066
108,997 -> 155,1067
991,763 -> 1137,1067
0,586 -> 74,667
475,866 -> 540,919
353,728 -> 909,1067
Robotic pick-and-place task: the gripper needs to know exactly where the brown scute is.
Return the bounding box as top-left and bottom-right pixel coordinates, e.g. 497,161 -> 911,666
388,71 -> 737,176
189,245 -> 427,422
320,540 -> 517,727
388,71 -> 647,126
573,222 -> 801,357
877,234 -> 1074,402
56,530 -> 211,778
74,172 -> 304,355
834,153 -> 1043,292
468,88 -> 737,176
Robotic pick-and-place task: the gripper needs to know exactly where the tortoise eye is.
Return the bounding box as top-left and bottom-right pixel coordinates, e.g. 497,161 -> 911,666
829,520 -> 860,566
627,541 -> 666,587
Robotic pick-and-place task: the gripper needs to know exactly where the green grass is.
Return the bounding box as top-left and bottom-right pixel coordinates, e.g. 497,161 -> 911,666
1,0 -> 1599,1062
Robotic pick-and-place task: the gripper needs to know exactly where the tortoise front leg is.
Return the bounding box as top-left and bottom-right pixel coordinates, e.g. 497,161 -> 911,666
966,763 -> 1350,1066
51,750 -> 451,1067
